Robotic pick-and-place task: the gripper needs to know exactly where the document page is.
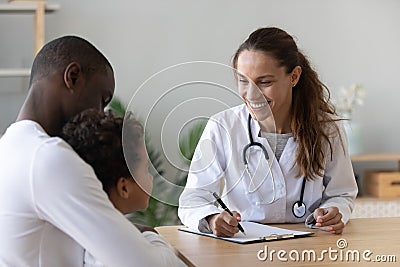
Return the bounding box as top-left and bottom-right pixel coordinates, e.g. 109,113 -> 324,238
179,221 -> 313,244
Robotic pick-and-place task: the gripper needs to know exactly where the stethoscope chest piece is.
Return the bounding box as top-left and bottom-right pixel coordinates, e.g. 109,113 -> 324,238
292,201 -> 306,218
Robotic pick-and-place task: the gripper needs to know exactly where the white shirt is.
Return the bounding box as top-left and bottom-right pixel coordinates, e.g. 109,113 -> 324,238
0,120 -> 178,267
178,104 -> 358,231
83,232 -> 176,267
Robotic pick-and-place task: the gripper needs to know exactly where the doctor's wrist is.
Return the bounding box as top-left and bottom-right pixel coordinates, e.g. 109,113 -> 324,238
206,213 -> 219,224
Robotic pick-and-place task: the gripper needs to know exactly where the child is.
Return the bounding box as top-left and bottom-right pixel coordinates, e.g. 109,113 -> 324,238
61,108 -> 176,266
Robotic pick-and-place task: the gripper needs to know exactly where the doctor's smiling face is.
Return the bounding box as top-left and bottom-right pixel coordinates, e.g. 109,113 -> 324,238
236,49 -> 301,133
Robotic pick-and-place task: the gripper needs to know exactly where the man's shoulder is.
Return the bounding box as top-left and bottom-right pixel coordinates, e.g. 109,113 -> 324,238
4,121 -> 89,172
1,120 -> 51,145
34,136 -> 85,168
31,131 -> 96,190
6,120 -> 76,157
0,121 -> 64,158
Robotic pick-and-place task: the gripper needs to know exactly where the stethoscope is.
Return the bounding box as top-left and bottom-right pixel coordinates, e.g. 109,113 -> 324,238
242,114 -> 307,218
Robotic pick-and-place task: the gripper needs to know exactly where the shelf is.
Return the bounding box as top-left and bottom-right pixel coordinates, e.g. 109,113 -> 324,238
0,3 -> 59,13
0,68 -> 30,77
0,0 -> 60,78
356,195 -> 400,202
351,153 -> 400,162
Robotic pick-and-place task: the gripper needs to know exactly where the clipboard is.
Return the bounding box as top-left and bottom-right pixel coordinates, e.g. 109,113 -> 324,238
178,221 -> 314,244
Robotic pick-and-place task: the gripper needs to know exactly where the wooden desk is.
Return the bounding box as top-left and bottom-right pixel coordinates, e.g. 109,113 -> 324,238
156,218 -> 400,267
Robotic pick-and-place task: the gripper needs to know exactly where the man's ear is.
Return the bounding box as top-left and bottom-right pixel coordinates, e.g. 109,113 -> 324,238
64,62 -> 82,91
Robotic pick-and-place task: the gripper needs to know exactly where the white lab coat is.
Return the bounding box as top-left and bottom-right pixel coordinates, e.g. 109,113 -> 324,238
178,104 -> 358,231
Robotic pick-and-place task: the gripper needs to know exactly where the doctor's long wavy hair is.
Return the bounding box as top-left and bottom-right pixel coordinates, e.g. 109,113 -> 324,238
232,27 -> 344,180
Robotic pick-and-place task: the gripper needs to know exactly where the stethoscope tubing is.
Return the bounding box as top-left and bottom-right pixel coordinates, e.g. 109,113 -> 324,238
243,114 -> 307,218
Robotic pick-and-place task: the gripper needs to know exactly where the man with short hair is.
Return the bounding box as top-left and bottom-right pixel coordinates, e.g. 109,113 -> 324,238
0,36 -> 178,267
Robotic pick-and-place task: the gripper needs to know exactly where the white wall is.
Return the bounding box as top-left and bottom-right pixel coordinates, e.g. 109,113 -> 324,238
1,0 -> 399,193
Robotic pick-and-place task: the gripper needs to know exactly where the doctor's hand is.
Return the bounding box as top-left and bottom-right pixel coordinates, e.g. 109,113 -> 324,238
206,211 -> 242,237
313,207 -> 344,234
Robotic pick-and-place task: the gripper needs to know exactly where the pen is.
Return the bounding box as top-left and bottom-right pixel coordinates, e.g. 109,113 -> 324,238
212,192 -> 246,235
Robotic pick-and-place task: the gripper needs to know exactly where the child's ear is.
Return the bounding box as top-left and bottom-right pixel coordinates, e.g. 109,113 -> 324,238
116,177 -> 130,199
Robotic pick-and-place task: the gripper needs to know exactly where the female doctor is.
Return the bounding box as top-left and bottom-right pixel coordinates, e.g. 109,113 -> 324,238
178,27 -> 358,236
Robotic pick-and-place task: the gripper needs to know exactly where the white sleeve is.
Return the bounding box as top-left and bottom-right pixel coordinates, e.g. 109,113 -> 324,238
31,139 -> 179,267
317,121 -> 358,224
178,118 -> 227,231
83,232 -> 179,267
142,231 -> 179,265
